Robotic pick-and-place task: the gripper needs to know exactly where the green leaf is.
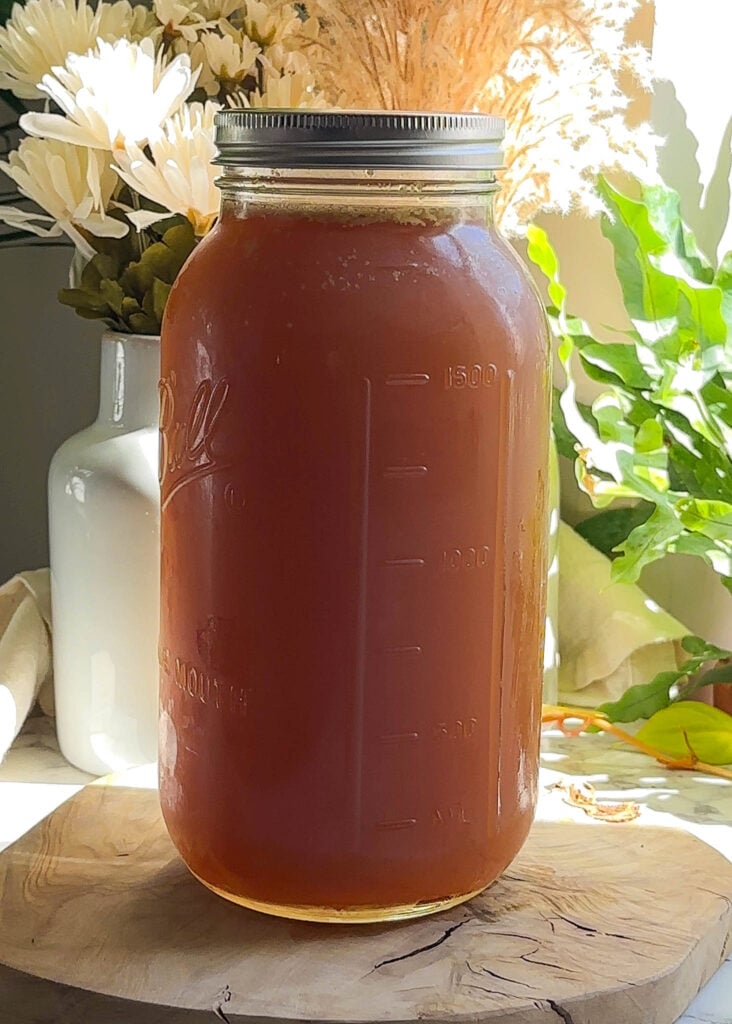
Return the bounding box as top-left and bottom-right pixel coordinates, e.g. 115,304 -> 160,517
75,306 -> 112,321
715,250 -> 732,336
552,387 -> 597,462
526,224 -> 566,310
635,418 -> 664,453
636,702 -> 732,764
598,176 -> 678,325
641,183 -> 713,283
574,503 -> 653,557
677,498 -> 732,543
599,635 -> 732,724
611,505 -> 682,583
162,220 -> 196,260
681,634 -> 731,659
99,279 -> 126,317
123,241 -> 175,294
151,278 -> 171,323
128,310 -> 159,334
598,672 -> 678,723
696,664 -> 732,686
80,253 -> 119,290
56,214 -> 195,332
121,222 -> 195,304
670,266 -> 727,348
577,341 -> 654,389
57,287 -> 110,314
121,296 -> 141,320
664,408 -> 732,502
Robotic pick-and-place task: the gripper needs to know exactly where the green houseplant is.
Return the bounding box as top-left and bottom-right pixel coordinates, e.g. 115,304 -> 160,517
530,178 -> 732,773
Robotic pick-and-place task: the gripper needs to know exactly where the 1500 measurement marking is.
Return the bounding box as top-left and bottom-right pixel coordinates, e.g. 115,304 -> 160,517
442,546 -> 491,570
444,363 -> 497,389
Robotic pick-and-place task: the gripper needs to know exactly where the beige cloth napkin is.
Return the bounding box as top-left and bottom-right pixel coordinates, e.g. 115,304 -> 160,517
557,522 -> 688,706
0,569 -> 53,760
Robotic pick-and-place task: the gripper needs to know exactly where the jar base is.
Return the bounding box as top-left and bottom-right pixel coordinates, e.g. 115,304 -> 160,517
193,871 -> 484,923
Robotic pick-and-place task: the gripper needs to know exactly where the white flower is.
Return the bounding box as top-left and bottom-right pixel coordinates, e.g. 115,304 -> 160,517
243,0 -> 300,47
153,0 -> 208,44
191,29 -> 259,95
198,0 -> 244,19
0,137 -> 126,257
113,101 -> 219,236
265,41 -> 312,76
0,0 -> 152,99
235,63 -> 326,109
21,38 -> 198,152
92,1 -> 155,43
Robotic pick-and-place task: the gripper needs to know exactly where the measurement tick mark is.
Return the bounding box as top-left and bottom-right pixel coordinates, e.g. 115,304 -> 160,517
385,373 -> 430,387
376,818 -> 417,831
383,557 -> 425,567
381,732 -> 419,742
384,465 -> 428,477
383,645 -> 423,656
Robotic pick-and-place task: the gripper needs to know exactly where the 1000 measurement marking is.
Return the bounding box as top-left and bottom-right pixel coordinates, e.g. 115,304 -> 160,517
442,546 -> 491,570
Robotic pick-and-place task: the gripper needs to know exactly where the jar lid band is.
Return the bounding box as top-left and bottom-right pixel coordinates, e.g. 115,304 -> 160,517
213,110 -> 505,170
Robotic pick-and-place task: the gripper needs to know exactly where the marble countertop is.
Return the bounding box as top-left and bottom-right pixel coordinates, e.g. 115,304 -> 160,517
1,713 -> 731,1023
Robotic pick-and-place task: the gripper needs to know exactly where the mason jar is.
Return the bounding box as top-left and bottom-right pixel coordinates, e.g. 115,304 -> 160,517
159,110 -> 550,923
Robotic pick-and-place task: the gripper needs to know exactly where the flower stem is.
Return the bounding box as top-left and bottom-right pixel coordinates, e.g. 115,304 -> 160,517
541,704 -> 732,782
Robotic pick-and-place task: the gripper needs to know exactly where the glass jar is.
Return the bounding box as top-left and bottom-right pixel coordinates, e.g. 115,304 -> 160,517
159,111 -> 550,923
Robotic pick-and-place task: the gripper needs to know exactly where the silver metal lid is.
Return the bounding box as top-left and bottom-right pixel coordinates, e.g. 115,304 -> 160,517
213,110 -> 505,170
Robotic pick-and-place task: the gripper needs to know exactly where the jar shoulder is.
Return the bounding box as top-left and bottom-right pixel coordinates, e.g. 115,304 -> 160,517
164,216 -> 549,368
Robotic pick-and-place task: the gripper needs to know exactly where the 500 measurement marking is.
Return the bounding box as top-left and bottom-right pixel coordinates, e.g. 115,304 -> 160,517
434,718 -> 478,740
444,363 -> 496,389
442,546 -> 491,570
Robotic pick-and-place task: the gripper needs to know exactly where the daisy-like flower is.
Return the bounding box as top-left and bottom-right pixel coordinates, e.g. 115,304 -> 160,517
192,29 -> 259,95
238,63 -> 327,109
198,0 -> 244,20
0,136 -> 126,257
0,0 -> 152,99
266,41 -> 313,76
21,38 -> 198,152
113,101 -> 219,236
243,0 -> 301,48
153,0 -> 208,45
200,0 -> 243,17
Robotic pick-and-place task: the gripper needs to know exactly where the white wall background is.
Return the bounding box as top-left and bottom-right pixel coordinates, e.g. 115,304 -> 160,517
652,0 -> 732,263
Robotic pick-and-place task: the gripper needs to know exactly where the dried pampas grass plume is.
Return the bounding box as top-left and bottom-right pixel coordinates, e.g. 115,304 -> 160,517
311,0 -> 656,234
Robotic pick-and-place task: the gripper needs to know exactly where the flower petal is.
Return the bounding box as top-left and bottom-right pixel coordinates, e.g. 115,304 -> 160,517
77,215 -> 129,238
0,204 -> 61,235
126,208 -> 169,229
21,111 -> 101,149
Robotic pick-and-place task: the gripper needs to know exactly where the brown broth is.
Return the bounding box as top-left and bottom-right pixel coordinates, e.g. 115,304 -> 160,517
159,206 -> 550,918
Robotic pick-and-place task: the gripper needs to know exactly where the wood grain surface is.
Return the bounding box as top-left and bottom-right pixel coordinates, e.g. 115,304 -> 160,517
1,784 -> 731,1024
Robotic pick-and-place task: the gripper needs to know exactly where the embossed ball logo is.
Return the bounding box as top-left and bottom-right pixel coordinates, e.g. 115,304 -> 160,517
158,373 -> 231,510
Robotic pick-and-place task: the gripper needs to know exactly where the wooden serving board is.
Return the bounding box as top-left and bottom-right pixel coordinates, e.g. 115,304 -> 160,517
1,785 -> 731,1024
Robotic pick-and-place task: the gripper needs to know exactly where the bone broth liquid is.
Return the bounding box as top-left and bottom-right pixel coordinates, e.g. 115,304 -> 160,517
159,111 -> 550,922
